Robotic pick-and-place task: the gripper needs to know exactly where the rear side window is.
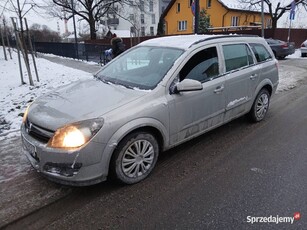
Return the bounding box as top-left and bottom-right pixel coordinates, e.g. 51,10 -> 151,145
250,43 -> 272,63
222,44 -> 254,72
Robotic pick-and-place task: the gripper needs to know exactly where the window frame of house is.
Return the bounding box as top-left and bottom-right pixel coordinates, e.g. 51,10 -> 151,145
177,3 -> 181,13
178,20 -> 187,31
141,14 -> 145,24
129,14 -> 134,21
207,0 -> 212,8
151,14 -> 156,24
150,26 -> 154,36
141,26 -> 145,36
140,1 -> 145,11
231,16 -> 239,26
149,0 -> 154,12
189,0 -> 193,7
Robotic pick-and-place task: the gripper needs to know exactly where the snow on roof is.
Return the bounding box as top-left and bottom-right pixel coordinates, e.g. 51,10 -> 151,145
218,0 -> 269,13
139,35 -> 223,50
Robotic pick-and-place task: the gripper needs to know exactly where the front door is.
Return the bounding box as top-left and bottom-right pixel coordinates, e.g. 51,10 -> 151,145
167,46 -> 226,145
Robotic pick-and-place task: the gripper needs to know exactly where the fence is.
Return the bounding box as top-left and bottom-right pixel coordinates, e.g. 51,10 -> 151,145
33,42 -> 112,63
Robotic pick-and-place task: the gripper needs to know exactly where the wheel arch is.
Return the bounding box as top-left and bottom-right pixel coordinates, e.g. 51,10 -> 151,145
103,118 -> 168,175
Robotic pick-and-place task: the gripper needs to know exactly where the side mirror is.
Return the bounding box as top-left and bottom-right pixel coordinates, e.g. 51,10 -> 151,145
171,79 -> 203,94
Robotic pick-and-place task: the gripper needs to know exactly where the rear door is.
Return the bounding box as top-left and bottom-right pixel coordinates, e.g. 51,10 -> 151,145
221,43 -> 260,122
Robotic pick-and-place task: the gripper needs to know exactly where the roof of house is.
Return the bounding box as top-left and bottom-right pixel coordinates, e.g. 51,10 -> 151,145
218,0 -> 269,13
162,0 -> 270,19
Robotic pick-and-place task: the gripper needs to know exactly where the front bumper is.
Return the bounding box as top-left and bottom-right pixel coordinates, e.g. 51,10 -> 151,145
21,124 -> 109,186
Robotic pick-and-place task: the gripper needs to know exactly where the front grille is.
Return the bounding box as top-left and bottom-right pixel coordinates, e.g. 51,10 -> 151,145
25,119 -> 54,143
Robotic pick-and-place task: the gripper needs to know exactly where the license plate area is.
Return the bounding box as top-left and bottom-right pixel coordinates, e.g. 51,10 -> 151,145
22,134 -> 39,161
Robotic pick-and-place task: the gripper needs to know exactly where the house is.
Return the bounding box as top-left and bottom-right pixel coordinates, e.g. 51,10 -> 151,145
102,0 -> 171,37
163,0 -> 272,35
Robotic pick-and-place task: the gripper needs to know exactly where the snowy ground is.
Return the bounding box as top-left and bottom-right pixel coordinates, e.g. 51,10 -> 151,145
0,48 -> 93,140
0,47 -> 306,141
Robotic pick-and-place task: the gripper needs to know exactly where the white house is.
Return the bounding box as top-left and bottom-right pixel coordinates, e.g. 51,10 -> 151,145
102,0 -> 171,37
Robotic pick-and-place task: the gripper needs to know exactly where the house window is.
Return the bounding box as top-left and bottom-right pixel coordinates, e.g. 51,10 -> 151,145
231,16 -> 239,26
266,18 -> 272,28
140,1 -> 144,11
150,26 -> 154,36
152,14 -> 156,24
177,3 -> 180,13
178,20 -> 187,31
129,14 -> 134,21
149,0 -> 153,12
207,0 -> 212,8
141,26 -> 145,36
141,14 -> 145,24
189,0 -> 193,7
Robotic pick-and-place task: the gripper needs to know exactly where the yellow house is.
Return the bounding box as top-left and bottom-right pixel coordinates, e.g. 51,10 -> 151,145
163,0 -> 272,35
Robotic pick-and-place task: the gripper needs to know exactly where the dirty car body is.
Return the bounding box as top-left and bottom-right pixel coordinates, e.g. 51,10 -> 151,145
21,35 -> 279,186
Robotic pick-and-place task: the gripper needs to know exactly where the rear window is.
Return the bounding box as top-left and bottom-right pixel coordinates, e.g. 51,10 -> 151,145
250,43 -> 272,63
222,44 -> 254,72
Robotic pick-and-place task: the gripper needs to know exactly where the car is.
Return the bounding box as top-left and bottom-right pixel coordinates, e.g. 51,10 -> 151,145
301,39 -> 307,57
265,38 -> 295,59
21,35 -> 279,186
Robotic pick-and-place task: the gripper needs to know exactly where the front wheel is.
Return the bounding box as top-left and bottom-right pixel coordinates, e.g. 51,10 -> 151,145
248,88 -> 270,122
110,132 -> 159,184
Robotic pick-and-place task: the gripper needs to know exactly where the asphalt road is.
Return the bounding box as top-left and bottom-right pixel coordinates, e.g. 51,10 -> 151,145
1,59 -> 307,230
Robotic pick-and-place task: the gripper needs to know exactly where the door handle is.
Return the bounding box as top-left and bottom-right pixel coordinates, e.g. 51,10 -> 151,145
214,85 -> 224,94
250,74 -> 258,80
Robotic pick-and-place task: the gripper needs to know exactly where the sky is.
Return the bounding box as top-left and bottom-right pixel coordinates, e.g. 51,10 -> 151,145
0,0 -> 306,35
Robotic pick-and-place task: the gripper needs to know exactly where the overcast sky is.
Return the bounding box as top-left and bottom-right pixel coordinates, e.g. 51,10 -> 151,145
0,0 -> 306,35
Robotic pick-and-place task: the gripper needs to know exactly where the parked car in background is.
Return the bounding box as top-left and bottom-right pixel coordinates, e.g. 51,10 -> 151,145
21,35 -> 279,186
265,38 -> 295,59
301,40 -> 307,57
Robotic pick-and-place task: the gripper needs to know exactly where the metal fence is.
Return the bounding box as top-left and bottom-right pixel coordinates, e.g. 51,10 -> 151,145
34,42 -> 112,63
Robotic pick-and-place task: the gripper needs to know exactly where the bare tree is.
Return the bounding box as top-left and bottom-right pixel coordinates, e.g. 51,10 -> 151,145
44,0 -> 133,40
239,0 -> 307,30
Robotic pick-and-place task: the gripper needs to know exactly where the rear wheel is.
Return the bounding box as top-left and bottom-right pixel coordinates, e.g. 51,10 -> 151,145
111,132 -> 159,184
248,88 -> 270,122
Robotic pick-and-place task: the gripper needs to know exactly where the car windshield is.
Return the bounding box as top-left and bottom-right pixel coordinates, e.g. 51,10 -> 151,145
96,46 -> 184,90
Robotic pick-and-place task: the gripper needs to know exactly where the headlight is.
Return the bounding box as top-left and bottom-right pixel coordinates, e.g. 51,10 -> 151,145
47,118 -> 104,149
22,103 -> 32,123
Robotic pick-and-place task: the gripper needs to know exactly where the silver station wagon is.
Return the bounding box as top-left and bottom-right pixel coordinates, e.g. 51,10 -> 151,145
21,35 -> 279,185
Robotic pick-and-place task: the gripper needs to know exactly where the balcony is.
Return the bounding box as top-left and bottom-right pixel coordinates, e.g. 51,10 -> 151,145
107,18 -> 119,25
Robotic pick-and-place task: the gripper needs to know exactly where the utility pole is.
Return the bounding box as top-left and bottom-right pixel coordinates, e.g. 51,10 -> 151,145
261,0 -> 264,37
194,0 -> 200,34
71,0 -> 79,59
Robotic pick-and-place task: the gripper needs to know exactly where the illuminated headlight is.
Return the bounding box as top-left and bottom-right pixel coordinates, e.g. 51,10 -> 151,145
47,118 -> 104,149
22,103 -> 32,123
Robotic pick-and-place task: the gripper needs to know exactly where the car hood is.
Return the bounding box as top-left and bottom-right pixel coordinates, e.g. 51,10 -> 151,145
27,78 -> 147,131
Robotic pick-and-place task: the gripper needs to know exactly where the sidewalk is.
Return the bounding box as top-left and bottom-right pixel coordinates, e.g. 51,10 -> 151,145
38,53 -> 102,74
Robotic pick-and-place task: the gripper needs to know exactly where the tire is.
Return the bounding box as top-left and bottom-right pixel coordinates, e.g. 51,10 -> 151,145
110,132 -> 159,184
248,88 -> 270,122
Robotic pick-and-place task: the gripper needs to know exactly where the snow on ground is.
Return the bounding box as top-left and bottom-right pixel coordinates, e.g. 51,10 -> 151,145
0,47 -> 306,140
277,49 -> 307,92
0,47 -> 93,141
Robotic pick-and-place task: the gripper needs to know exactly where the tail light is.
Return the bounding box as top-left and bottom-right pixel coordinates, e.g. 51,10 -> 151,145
302,43 -> 306,47
281,42 -> 288,48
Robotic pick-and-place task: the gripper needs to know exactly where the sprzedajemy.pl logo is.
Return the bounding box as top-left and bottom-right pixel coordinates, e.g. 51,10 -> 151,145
247,212 -> 301,224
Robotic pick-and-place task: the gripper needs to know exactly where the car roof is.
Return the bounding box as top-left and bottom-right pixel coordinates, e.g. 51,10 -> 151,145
139,34 -> 260,50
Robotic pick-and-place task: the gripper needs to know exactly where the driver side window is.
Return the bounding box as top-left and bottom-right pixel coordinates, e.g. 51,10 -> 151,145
179,47 -> 219,82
